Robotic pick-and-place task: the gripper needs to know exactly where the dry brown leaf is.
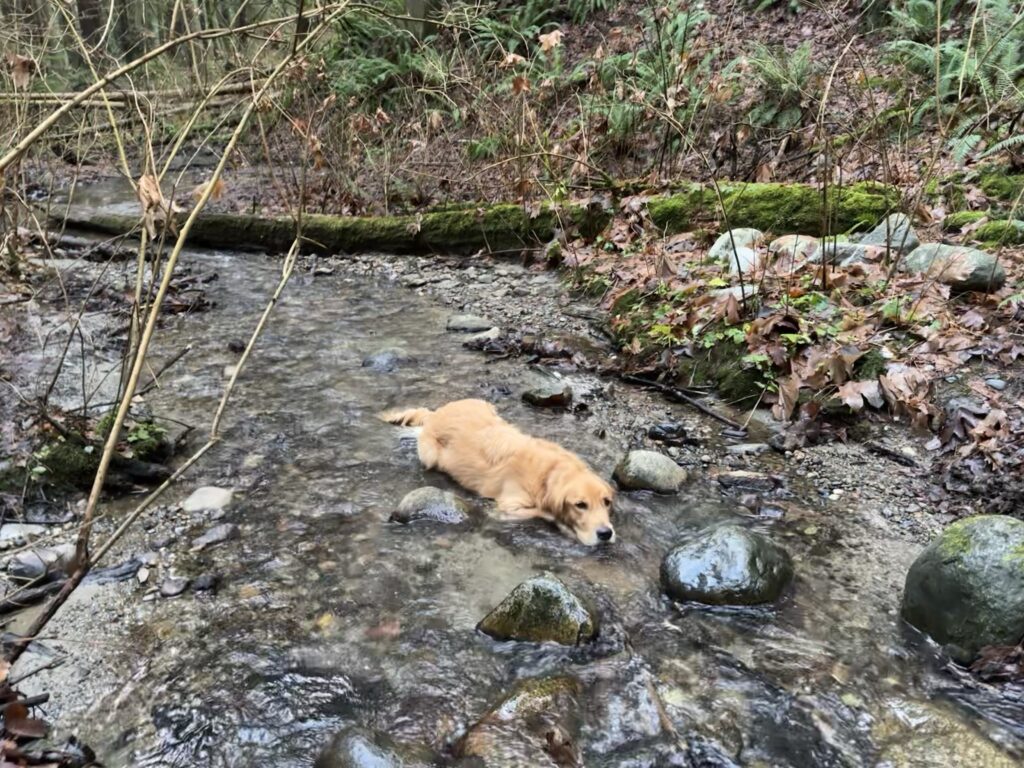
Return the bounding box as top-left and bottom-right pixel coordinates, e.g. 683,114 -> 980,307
772,375 -> 800,421
499,52 -> 527,68
7,54 -> 35,90
538,29 -> 564,53
836,379 -> 884,411
512,75 -> 531,94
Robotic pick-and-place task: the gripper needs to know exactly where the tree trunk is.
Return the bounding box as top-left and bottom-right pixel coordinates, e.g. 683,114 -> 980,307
76,0 -> 105,49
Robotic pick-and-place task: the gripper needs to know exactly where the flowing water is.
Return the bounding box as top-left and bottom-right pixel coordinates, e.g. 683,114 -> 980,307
15,192 -> 1024,766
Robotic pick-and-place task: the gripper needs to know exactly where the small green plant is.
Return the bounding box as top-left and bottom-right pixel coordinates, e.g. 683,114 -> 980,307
746,41 -> 819,131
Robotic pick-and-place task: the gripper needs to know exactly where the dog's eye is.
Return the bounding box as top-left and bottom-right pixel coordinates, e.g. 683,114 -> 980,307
603,497 -> 612,507
574,500 -> 589,510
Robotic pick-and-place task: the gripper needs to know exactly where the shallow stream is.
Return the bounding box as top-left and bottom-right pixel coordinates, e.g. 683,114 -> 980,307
13,198 -> 1024,766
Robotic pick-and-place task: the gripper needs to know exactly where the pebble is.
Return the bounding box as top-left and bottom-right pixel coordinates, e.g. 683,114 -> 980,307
446,313 -> 494,332
725,443 -> 770,456
160,576 -> 190,597
986,378 -> 1007,392
193,573 -> 219,592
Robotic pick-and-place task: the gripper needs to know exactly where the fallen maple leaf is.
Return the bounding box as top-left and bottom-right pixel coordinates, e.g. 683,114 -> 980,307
771,374 -> 800,421
538,29 -> 563,53
837,379 -> 884,411
500,52 -> 527,68
512,75 -> 530,94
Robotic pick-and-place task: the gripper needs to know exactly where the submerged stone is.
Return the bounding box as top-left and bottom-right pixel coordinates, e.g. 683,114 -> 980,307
901,515 -> 1024,661
660,525 -> 794,605
614,450 -> 688,494
361,347 -> 416,373
478,574 -> 598,645
446,314 -> 494,333
190,523 -> 240,551
314,727 -> 434,768
8,543 -> 77,582
391,487 -> 470,524
456,676 -> 581,765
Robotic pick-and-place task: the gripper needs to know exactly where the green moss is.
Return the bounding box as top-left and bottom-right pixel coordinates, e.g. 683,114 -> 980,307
937,518 -> 978,559
675,343 -> 765,406
647,182 -> 898,237
942,210 -> 987,232
853,348 -> 887,380
973,219 -> 1024,246
33,439 -> 100,489
127,421 -> 171,462
979,168 -> 1024,203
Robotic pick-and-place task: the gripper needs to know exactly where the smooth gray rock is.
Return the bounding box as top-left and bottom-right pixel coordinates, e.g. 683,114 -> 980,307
901,515 -> 1024,661
391,487 -> 470,524
160,576 -> 190,597
522,378 -> 572,408
902,243 -> 1006,292
190,523 -> 240,551
8,543 -> 77,582
859,213 -> 920,254
709,228 -> 763,259
478,574 -> 598,645
660,525 -> 794,605
768,234 -> 819,261
725,442 -> 771,456
613,450 -> 688,494
446,314 -> 494,333
181,486 -> 233,513
985,378 -> 1007,392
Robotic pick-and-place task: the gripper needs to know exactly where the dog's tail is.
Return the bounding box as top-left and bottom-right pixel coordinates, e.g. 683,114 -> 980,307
378,406 -> 433,427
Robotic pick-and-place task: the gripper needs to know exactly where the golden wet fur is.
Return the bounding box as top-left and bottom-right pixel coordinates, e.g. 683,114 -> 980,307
381,399 -> 616,545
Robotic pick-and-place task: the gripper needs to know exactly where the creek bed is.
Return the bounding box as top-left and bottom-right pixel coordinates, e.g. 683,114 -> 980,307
9,243 -> 1024,767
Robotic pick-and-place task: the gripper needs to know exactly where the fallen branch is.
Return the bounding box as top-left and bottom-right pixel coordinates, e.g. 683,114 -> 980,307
620,373 -> 748,433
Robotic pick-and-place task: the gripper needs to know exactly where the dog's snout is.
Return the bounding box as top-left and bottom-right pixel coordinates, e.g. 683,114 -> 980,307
597,526 -> 614,542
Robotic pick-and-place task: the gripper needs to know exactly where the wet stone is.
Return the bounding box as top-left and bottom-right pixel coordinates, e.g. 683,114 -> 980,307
647,422 -> 689,446
715,470 -> 780,492
902,515 -> 1024,661
190,523 -> 240,551
661,525 -> 794,605
8,543 -> 77,582
227,338 -> 245,353
193,573 -> 219,592
522,379 -> 573,408
391,487 -> 470,525
446,313 -> 494,333
181,486 -> 233,513
315,727 -> 434,768
159,576 -> 189,598
614,450 -> 688,494
725,442 -> 770,456
361,347 -> 416,373
478,574 -> 598,645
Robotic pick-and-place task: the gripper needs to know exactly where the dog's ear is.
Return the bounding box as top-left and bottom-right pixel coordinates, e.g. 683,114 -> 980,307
540,463 -> 568,515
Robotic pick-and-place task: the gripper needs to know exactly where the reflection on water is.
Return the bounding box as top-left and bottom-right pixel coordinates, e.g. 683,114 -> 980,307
54,248 -> 1019,767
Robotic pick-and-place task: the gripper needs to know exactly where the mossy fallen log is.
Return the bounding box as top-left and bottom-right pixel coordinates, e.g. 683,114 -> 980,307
56,181 -> 899,255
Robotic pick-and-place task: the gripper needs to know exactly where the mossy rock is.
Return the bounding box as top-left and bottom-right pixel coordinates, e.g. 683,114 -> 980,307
973,219 -> 1024,246
477,574 -> 598,645
647,181 -> 898,236
33,439 -> 100,489
126,420 -> 172,463
902,515 -> 1024,661
978,167 -> 1024,203
673,342 -> 766,406
942,210 -> 987,232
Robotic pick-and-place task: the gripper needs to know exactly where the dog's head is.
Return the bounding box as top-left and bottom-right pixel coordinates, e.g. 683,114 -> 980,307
543,464 -> 616,546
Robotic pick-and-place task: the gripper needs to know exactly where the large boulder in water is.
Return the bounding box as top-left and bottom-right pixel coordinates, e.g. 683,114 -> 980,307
901,243 -> 1005,292
660,525 -> 794,605
478,574 -> 598,645
456,676 -> 581,767
901,515 -> 1024,661
614,450 -> 688,494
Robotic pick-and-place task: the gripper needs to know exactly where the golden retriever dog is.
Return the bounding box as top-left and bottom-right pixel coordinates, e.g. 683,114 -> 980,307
381,399 -> 616,545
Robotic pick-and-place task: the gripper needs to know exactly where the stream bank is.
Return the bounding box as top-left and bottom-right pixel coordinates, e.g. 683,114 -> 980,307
4,238 -> 1022,766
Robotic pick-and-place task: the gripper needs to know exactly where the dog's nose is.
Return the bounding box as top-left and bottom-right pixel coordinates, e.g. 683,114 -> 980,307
597,526 -> 614,542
